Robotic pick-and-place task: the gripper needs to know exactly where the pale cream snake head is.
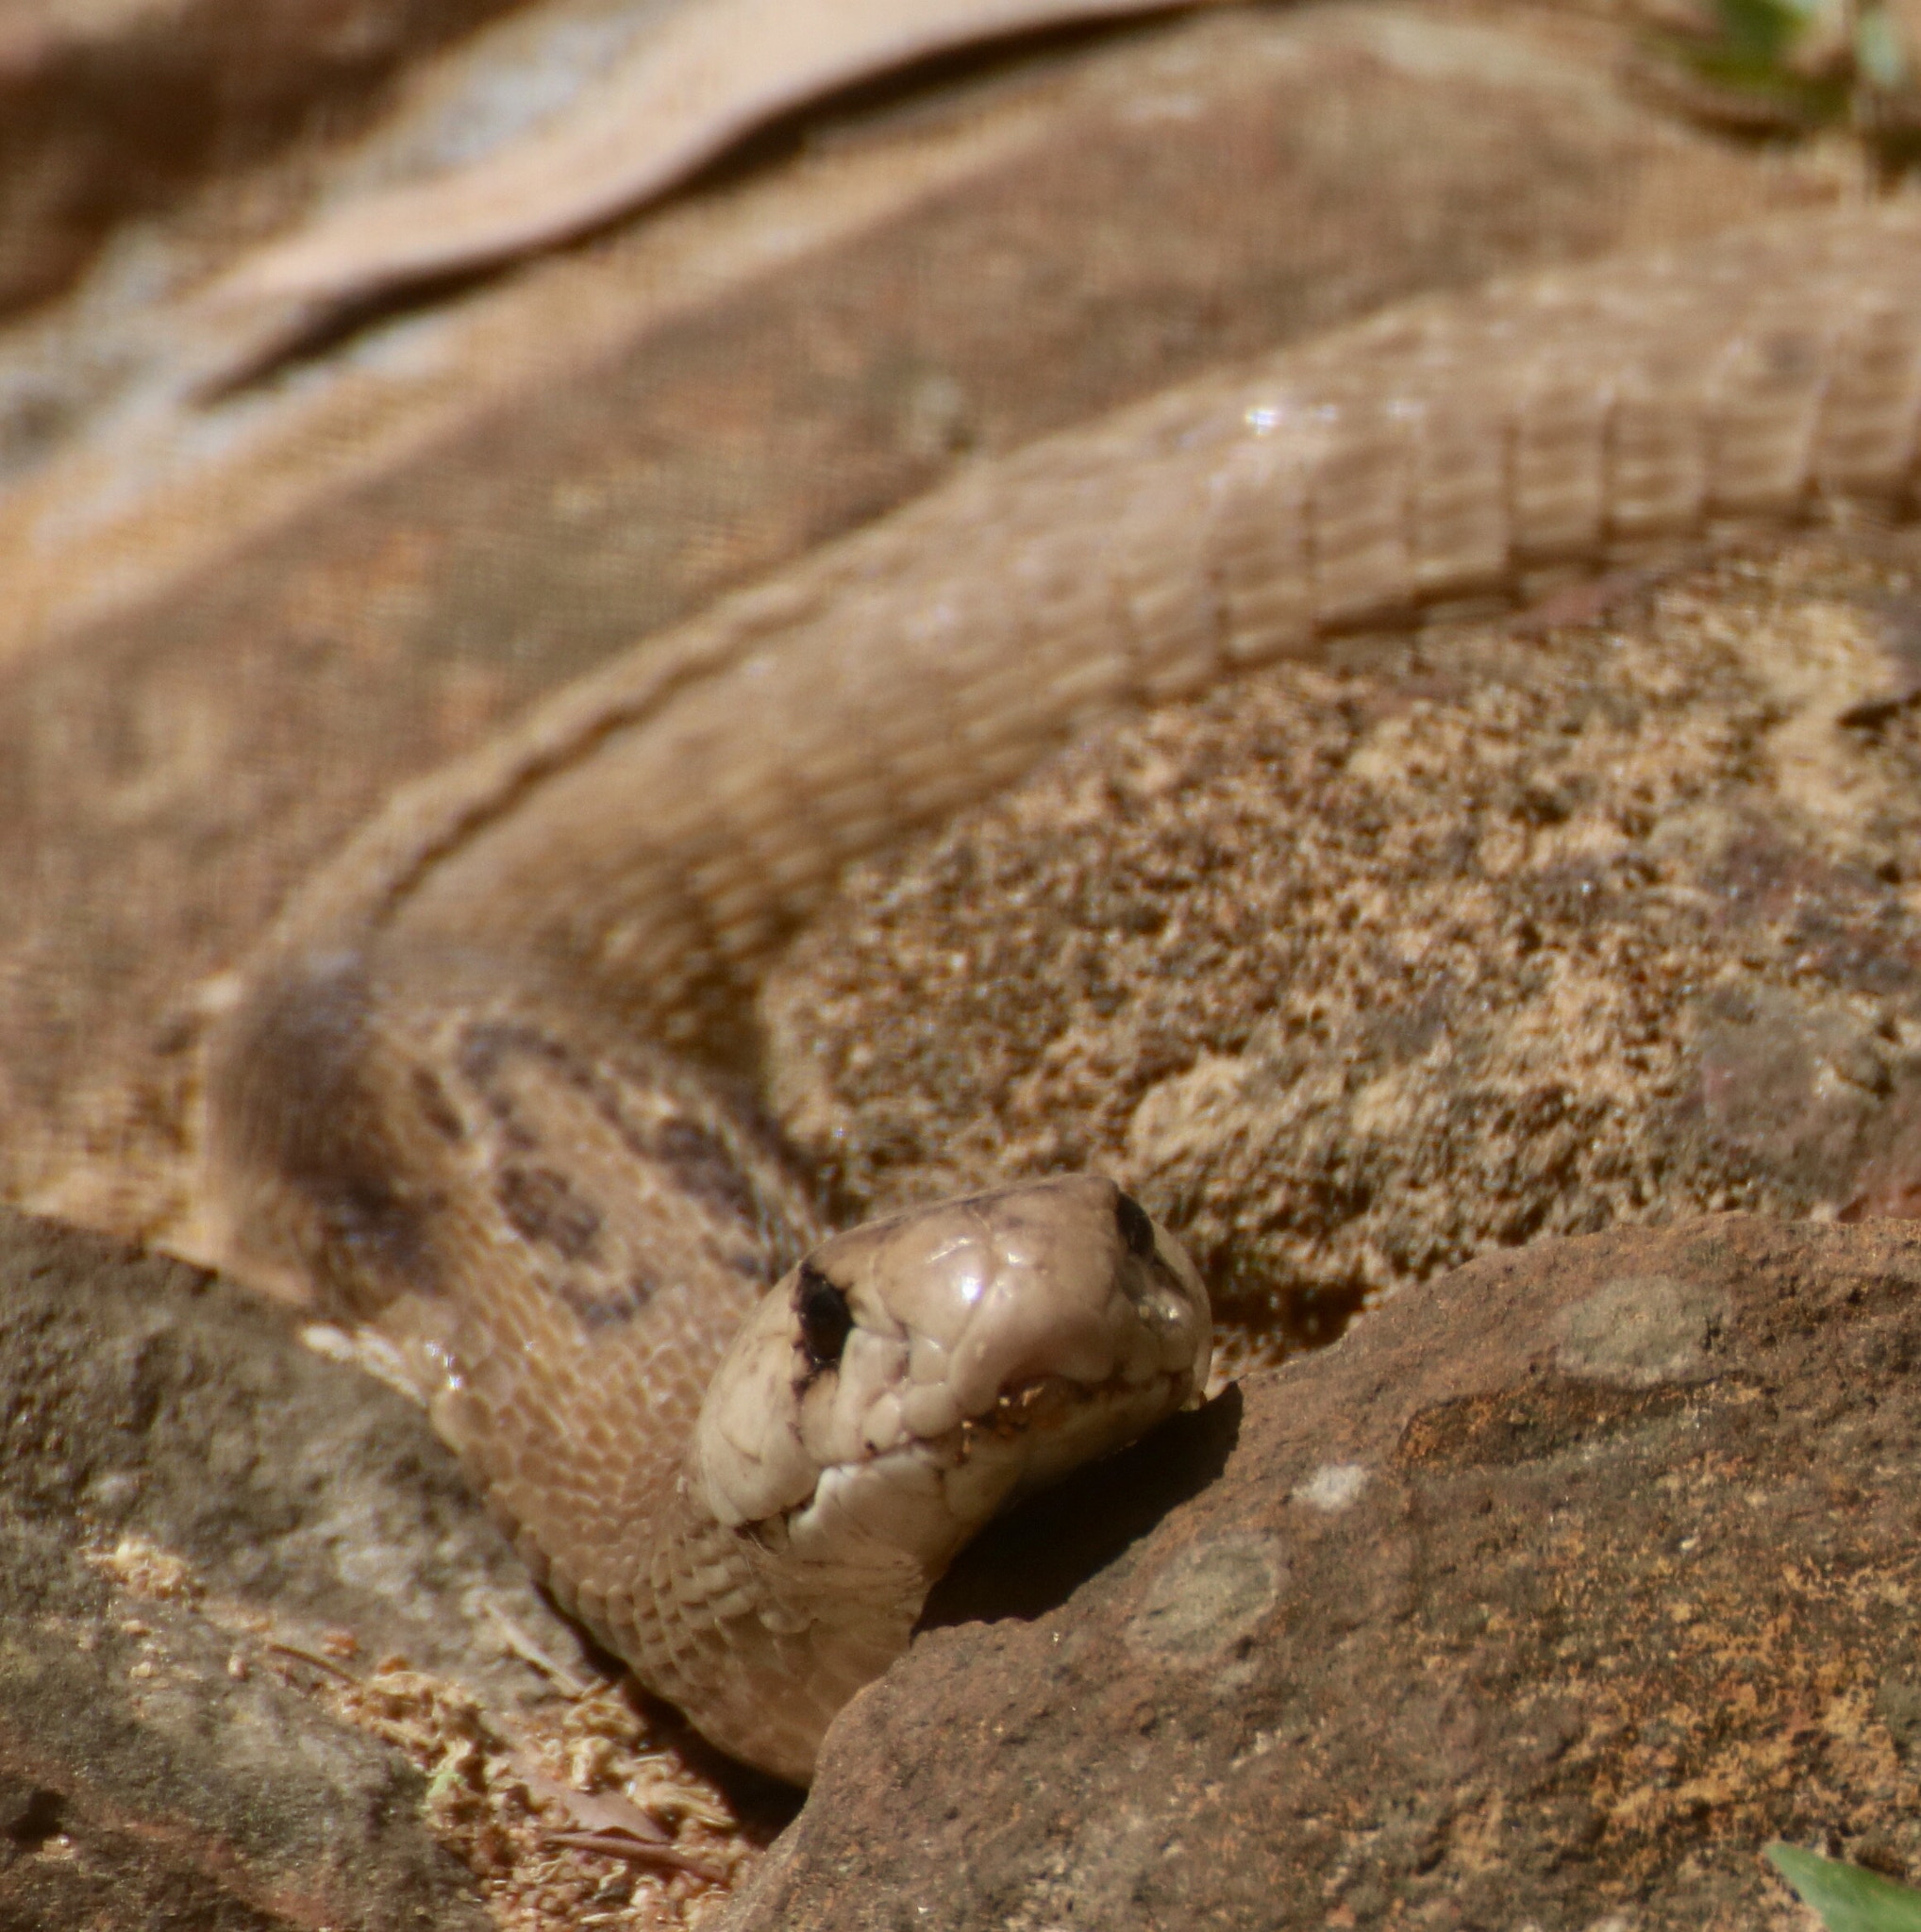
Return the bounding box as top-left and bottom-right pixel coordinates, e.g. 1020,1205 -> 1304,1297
697,1175 -> 1211,1581
666,1174 -> 1212,1780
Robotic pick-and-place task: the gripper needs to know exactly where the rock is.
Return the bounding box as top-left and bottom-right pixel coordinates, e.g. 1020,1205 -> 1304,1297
767,530 -> 1921,1359
0,2 -> 1850,1250
0,1205 -> 771,1930
730,1213 -> 1921,1931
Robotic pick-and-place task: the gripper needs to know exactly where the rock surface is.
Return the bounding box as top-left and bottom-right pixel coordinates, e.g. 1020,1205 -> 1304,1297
768,529 -> 1921,1362
0,1206 -> 779,1932
733,1214 -> 1921,1931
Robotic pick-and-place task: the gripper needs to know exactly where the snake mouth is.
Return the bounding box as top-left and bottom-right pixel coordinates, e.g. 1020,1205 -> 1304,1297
916,1364 -> 1201,1523
770,1363 -> 1198,1572
955,1371 -> 1084,1451
946,1362 -> 1194,1460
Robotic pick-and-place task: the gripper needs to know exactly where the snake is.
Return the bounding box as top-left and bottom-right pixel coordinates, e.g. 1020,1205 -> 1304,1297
193,199 -> 1921,1784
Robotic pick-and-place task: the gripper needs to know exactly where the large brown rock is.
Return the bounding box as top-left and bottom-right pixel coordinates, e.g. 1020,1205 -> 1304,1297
733,1214 -> 1921,1930
768,529 -> 1921,1359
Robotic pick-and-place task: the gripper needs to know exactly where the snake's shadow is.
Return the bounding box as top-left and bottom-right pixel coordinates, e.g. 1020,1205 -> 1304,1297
917,1381 -> 1243,1631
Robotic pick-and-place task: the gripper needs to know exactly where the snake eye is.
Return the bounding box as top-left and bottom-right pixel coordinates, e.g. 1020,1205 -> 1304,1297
1114,1190 -> 1158,1262
794,1262 -> 854,1374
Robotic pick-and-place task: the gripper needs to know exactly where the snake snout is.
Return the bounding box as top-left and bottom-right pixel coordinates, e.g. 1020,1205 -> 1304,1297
914,1174 -> 1211,1416
825,1176 -> 1211,1500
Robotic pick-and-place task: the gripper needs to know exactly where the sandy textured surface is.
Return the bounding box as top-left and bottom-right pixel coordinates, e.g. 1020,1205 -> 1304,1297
766,530 -> 1921,1360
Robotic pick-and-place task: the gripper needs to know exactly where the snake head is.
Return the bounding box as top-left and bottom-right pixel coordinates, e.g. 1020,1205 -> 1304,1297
692,1174 -> 1211,1574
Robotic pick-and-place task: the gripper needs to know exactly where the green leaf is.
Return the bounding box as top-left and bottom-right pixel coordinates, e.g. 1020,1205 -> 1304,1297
1856,4 -> 1912,90
1712,0 -> 1809,63
1766,1844 -> 1921,1932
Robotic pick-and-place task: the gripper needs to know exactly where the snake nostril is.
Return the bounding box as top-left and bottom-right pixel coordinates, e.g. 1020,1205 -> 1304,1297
1114,1191 -> 1158,1262
795,1261 -> 854,1373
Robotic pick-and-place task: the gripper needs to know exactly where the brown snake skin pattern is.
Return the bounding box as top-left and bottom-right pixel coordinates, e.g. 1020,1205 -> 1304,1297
200,202 -> 1921,1777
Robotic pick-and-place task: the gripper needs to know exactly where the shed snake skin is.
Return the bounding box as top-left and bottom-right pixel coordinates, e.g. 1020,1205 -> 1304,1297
199,201 -> 1921,1782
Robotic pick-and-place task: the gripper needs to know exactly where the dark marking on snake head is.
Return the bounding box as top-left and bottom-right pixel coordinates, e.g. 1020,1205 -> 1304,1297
496,1163 -> 604,1262
795,1262 -> 854,1378
559,1274 -> 656,1332
454,1019 -> 573,1151
654,1116 -> 760,1229
1115,1191 -> 1158,1262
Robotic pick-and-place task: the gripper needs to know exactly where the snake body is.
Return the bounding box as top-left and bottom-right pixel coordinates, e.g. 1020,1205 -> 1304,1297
206,945 -> 1210,1781
200,201 -> 1921,1780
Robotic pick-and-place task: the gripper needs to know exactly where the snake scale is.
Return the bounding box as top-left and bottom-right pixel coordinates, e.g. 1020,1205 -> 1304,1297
197,200 -> 1921,1781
